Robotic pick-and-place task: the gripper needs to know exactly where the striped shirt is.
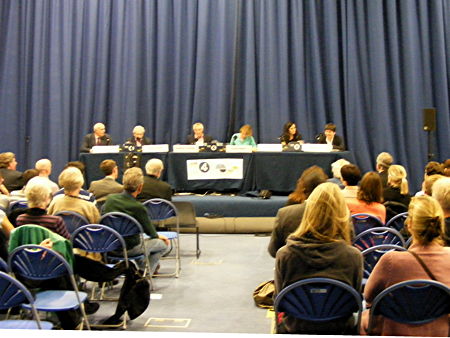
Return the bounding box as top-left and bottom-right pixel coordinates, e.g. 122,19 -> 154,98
16,208 -> 71,239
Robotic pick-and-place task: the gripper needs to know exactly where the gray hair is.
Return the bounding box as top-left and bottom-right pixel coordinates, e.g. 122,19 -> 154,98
25,183 -> 52,208
432,177 -> 450,212
58,167 -> 84,192
123,167 -> 144,192
133,125 -> 145,134
145,158 -> 164,176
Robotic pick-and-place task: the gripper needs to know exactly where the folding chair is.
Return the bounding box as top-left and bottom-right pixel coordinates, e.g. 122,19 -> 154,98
274,277 -> 363,334
8,244 -> 91,330
385,212 -> 408,232
172,201 -> 201,258
351,213 -> 384,235
0,257 -> 8,272
0,271 -> 54,329
54,210 -> 90,234
368,279 -> 450,335
142,198 -> 180,277
71,224 -> 129,328
7,200 -> 28,214
362,244 -> 406,285
353,227 -> 405,251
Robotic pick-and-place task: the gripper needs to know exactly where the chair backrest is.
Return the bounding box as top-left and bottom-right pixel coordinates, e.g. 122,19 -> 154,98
0,257 -> 8,272
368,279 -> 450,334
274,277 -> 363,330
99,212 -> 144,237
385,212 -> 408,232
362,244 -> 407,279
71,224 -> 128,265
353,227 -> 405,251
351,213 -> 384,235
54,210 -> 90,234
8,200 -> 28,213
143,198 -> 179,230
384,201 -> 408,223
0,271 -> 44,328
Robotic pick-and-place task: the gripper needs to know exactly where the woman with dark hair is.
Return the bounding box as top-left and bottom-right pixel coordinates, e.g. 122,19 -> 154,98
286,166 -> 328,206
280,122 -> 303,146
346,171 -> 386,223
361,195 -> 450,336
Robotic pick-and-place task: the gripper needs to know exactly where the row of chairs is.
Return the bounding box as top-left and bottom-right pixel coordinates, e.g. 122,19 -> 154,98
274,277 -> 450,335
352,212 -> 408,235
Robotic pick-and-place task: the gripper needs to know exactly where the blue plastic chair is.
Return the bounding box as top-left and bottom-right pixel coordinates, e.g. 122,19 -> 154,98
351,213 -> 384,235
0,271 -> 54,329
368,279 -> 450,335
353,227 -> 405,251
54,210 -> 90,234
8,244 -> 90,330
143,198 -> 180,278
274,277 -> 363,334
99,212 -> 151,276
385,211 -> 408,232
362,244 -> 406,284
7,200 -> 28,214
0,257 -> 8,272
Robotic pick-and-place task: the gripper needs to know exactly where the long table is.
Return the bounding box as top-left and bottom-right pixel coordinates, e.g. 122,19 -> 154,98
80,151 -> 354,193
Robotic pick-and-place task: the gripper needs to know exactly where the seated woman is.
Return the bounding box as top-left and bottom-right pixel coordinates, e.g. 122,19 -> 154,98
346,171 -> 386,224
229,124 -> 257,147
274,182 -> 363,334
280,122 -> 303,146
286,166 -> 328,206
361,195 -> 450,336
383,164 -> 411,207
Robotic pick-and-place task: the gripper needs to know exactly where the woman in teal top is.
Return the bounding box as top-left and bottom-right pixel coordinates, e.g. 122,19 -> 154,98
230,124 -> 257,147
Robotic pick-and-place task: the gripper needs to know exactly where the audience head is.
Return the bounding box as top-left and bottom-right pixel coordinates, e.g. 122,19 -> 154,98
123,167 -> 144,193
100,159 -> 118,177
357,172 -> 383,204
387,164 -> 409,195
64,161 -> 86,175
240,124 -> 253,138
324,123 -> 336,139
376,152 -> 393,172
58,167 -> 84,193
22,169 -> 39,184
407,195 -> 444,246
132,125 -> 145,140
288,166 -> 328,204
443,159 -> 450,177
0,152 -> 17,170
432,177 -> 450,215
35,158 -> 52,175
283,122 -> 297,136
424,161 -> 444,177
423,174 -> 445,196
93,122 -> 106,137
292,182 -> 351,244
145,158 -> 164,178
331,159 -> 350,180
340,164 -> 361,186
26,183 -> 52,209
192,123 -> 204,137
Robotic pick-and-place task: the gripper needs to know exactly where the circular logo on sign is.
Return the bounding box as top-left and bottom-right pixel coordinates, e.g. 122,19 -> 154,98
216,164 -> 226,173
210,144 -> 217,151
294,143 -> 300,151
199,162 -> 210,172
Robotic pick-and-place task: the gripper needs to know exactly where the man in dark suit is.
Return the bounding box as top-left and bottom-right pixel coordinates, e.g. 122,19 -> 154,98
186,122 -> 214,145
80,122 -> 113,153
0,152 -> 25,192
88,159 -> 124,203
125,125 -> 152,147
137,158 -> 173,202
316,123 -> 345,151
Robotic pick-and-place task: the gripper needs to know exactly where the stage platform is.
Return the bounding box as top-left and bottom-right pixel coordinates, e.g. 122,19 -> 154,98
172,194 -> 287,234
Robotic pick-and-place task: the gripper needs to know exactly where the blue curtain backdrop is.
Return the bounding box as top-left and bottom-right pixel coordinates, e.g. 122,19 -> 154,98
0,0 -> 449,191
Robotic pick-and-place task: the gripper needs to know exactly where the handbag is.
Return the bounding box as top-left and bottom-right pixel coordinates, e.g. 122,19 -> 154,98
408,251 -> 437,280
253,279 -> 275,309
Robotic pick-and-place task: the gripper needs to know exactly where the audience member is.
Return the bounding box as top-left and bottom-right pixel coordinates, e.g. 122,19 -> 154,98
0,173 -> 10,211
432,177 -> 450,246
346,172 -> 386,223
0,209 -> 14,261
25,158 -> 59,194
186,122 -> 214,145
268,166 -> 327,257
424,161 -> 445,177
280,122 -> 303,146
0,152 -> 25,192
9,168 -> 39,200
340,164 -> 361,199
361,195 -> 450,336
53,161 -> 96,204
383,164 -> 411,207
125,125 -> 152,147
80,122 -> 113,153
274,183 -> 362,334
88,159 -> 123,203
422,174 -> 445,196
443,159 -> 450,177
137,158 -> 172,202
230,124 -> 257,147
103,167 -> 169,275
375,152 -> 393,187
316,123 -> 345,151
328,159 -> 350,189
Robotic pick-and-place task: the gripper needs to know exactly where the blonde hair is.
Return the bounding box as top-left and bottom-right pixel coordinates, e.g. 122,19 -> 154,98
388,164 -> 409,195
58,167 -> 84,192
432,177 -> 450,212
0,152 -> 15,168
423,174 -> 445,196
123,167 -> 143,192
26,183 -> 52,208
240,124 -> 253,137
292,182 -> 351,244
408,195 -> 444,246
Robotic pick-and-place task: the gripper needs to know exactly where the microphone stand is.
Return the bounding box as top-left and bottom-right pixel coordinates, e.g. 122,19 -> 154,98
424,126 -> 434,161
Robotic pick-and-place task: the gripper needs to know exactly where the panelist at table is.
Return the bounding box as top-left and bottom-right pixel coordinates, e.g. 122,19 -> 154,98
125,125 -> 152,147
316,123 -> 345,151
186,122 -> 214,145
280,121 -> 303,146
230,124 -> 257,147
80,122 -> 113,153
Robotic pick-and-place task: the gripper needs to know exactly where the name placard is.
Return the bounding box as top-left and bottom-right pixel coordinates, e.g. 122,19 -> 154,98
225,145 -> 253,153
301,143 -> 333,152
256,144 -> 283,152
173,144 -> 199,153
141,144 -> 169,153
91,145 -> 120,153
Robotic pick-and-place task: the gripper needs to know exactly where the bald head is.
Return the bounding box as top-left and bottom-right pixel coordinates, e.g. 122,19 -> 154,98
35,159 -> 52,176
145,158 -> 164,178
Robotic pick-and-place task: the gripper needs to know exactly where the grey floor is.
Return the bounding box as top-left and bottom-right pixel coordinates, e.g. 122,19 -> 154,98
88,233 -> 276,334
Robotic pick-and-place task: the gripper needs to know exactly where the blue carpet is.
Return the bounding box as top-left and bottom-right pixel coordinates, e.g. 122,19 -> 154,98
172,195 -> 288,217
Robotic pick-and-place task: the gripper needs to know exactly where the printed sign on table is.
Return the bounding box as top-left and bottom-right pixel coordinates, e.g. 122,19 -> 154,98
187,158 -> 243,180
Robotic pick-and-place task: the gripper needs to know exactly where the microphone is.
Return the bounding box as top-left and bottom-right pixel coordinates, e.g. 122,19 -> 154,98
315,133 -> 323,141
232,134 -> 238,143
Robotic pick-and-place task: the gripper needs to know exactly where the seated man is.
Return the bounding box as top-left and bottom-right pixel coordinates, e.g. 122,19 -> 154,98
375,152 -> 393,187
103,167 -> 169,275
0,152 -> 25,192
186,122 -> 213,145
80,122 -> 113,153
316,123 -> 345,151
88,159 -> 123,203
137,158 -> 172,202
125,125 -> 152,147
340,164 -> 361,199
25,158 -> 59,194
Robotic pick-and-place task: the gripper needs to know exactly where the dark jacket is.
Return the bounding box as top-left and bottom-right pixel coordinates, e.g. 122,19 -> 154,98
383,186 -> 411,207
317,134 -> 345,151
137,175 -> 173,202
275,235 -> 363,334
186,134 -> 214,145
125,136 -> 152,146
80,133 -> 113,153
280,133 -> 302,145
0,168 -> 25,192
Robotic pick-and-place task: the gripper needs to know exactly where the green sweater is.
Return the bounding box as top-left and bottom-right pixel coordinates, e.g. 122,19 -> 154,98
103,191 -> 158,249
